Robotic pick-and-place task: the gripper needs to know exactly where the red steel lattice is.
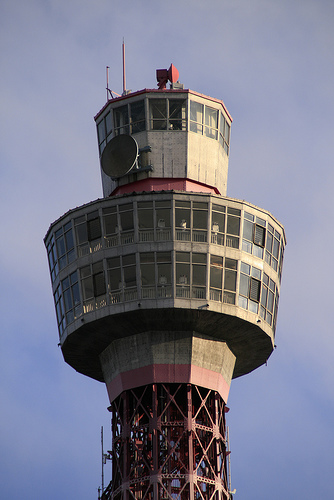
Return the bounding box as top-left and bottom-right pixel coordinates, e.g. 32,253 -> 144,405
102,383 -> 231,500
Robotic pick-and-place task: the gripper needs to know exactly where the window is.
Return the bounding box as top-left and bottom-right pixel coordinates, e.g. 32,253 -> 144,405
55,221 -> 75,271
46,235 -> 58,283
97,111 -> 112,155
138,201 -> 154,242
80,261 -> 106,313
176,252 -> 207,299
54,284 -> 65,336
205,106 -> 218,139
61,271 -> 81,325
219,113 -> 230,155
211,204 -> 226,245
150,99 -> 186,130
74,211 -> 102,257
175,200 -> 208,243
190,101 -> 204,134
226,208 -> 240,248
114,105 -> 129,135
239,262 -> 262,314
130,100 -> 145,133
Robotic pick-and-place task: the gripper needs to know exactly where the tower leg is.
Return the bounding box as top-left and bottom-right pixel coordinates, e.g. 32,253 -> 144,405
102,383 -> 230,499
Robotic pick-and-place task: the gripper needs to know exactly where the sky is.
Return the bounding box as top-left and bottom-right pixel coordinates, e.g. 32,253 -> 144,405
1,0 -> 334,498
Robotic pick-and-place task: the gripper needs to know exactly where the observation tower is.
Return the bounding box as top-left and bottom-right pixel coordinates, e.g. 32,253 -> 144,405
45,64 -> 285,499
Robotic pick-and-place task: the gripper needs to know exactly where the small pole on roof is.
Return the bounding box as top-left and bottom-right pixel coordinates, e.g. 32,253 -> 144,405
122,38 -> 126,95
106,66 -> 110,102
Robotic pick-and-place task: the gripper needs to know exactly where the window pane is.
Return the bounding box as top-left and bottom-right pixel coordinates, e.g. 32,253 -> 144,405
156,208 -> 170,228
193,264 -> 206,286
176,263 -> 190,284
56,236 -> 66,257
224,270 -> 236,291
94,272 -> 106,296
130,100 -> 145,133
227,215 -> 240,235
239,274 -> 250,296
141,263 -> 155,285
193,210 -> 207,230
65,229 -> 74,250
151,99 -> 167,130
124,266 -> 136,288
210,260 -> 222,289
109,268 -> 121,290
104,213 -> 118,235
120,211 -> 134,231
138,209 -> 154,229
82,277 -> 94,300
97,120 -> 105,143
175,208 -> 190,228
169,99 -> 186,130
114,105 -> 129,134
158,263 -> 171,284
211,211 -> 225,233
76,223 -> 88,244
105,112 -> 112,135
190,101 -> 203,124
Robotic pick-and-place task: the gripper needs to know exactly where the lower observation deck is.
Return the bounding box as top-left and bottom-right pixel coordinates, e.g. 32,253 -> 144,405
44,190 -> 285,383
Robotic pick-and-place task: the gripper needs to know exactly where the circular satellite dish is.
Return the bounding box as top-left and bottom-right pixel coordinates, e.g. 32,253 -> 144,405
101,134 -> 138,179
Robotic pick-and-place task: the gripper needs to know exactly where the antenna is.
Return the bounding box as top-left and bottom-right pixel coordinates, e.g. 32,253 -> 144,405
101,134 -> 138,179
106,66 -> 110,102
101,426 -> 104,493
122,38 -> 126,95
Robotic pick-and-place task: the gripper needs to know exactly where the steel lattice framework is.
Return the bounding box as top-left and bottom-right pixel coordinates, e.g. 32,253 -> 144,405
102,383 -> 231,500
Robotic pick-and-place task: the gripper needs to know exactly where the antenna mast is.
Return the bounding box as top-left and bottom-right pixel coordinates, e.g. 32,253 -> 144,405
122,38 -> 126,94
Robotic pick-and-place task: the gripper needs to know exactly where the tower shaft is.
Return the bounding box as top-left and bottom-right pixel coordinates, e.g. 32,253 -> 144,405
103,383 -> 230,500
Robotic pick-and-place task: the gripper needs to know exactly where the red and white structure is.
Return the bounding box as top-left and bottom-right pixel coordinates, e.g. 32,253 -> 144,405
45,65 -> 285,499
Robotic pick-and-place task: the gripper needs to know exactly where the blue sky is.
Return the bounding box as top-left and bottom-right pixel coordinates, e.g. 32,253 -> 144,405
1,0 -> 334,498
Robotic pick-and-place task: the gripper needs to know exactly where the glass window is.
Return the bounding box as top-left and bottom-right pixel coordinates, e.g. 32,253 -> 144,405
107,256 -> 121,292
157,252 -> 171,286
169,100 -> 186,130
130,100 -> 145,133
205,107 -> 218,139
210,255 -> 223,290
123,254 -> 136,289
140,252 -> 155,286
190,101 -> 203,134
138,202 -> 154,229
119,204 -> 134,231
114,105 -> 129,135
103,206 -> 118,236
150,99 -> 167,130
55,222 -> 75,270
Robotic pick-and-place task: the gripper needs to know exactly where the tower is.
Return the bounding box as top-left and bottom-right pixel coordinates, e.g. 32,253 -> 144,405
45,65 -> 285,499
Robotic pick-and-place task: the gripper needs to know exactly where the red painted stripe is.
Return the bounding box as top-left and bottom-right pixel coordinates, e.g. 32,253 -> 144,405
110,177 -> 220,196
105,363 -> 231,404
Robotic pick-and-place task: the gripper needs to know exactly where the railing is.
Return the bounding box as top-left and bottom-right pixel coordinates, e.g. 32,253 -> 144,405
211,232 -> 224,246
139,230 -> 154,242
156,229 -> 171,241
223,291 -> 235,305
124,288 -> 137,301
192,287 -> 206,299
105,235 -> 119,248
210,289 -> 222,302
192,231 -> 207,243
226,236 -> 239,249
83,294 -> 107,313
176,229 -> 191,241
176,286 -> 190,298
121,232 -> 135,245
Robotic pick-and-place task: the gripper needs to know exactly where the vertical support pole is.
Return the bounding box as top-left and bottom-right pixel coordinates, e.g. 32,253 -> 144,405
122,38 -> 126,95
187,384 -> 195,500
101,426 -> 104,493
